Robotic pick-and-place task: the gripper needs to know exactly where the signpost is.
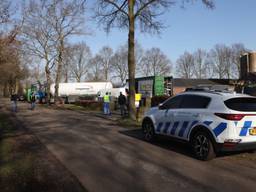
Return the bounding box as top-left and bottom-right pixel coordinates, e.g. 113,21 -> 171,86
138,79 -> 153,97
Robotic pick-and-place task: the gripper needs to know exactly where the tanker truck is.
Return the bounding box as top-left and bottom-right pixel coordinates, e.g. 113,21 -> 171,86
50,82 -> 113,103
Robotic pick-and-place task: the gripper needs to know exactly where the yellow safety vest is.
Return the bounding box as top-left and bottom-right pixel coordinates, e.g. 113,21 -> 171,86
104,95 -> 110,103
135,93 -> 142,101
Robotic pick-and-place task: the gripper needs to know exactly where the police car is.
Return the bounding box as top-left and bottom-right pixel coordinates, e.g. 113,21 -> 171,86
142,87 -> 256,160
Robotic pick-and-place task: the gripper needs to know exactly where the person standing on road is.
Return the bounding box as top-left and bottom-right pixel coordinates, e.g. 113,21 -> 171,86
125,88 -> 129,115
30,92 -> 36,110
103,92 -> 111,115
10,93 -> 18,112
118,92 -> 126,117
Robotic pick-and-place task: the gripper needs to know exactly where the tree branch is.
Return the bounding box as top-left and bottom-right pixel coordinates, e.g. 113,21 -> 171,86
104,0 -> 129,17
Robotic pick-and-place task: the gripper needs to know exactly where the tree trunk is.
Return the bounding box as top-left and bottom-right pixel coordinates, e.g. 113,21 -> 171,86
105,68 -> 108,81
3,82 -> 8,97
54,37 -> 64,103
15,78 -> 19,94
64,70 -> 68,83
45,64 -> 51,105
128,0 -> 136,120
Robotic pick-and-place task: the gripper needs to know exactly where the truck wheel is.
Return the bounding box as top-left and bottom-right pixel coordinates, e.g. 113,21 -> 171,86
191,131 -> 216,161
142,120 -> 155,142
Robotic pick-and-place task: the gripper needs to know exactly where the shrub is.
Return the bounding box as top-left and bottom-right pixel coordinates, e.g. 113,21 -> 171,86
79,95 -> 97,101
151,95 -> 170,107
75,100 -> 103,111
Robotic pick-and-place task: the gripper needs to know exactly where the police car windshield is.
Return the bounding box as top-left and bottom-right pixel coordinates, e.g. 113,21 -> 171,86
224,97 -> 256,112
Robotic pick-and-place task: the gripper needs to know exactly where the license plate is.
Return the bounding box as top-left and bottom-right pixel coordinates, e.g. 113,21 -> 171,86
249,128 -> 256,136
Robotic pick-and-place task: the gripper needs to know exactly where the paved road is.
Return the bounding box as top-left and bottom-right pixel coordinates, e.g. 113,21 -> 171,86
2,99 -> 256,192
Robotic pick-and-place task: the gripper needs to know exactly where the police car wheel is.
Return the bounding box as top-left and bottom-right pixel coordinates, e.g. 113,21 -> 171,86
191,131 -> 216,161
142,120 -> 155,142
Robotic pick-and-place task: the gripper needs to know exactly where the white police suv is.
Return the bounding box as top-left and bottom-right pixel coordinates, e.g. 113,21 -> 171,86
142,88 -> 256,160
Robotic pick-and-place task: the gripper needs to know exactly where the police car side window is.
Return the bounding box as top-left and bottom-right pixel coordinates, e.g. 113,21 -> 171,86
180,95 -> 211,108
161,96 -> 183,109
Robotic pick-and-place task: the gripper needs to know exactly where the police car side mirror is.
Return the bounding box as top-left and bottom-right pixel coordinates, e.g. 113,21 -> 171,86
158,103 -> 165,110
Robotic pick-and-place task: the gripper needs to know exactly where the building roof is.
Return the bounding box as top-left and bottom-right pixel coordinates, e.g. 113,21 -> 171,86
173,78 -> 236,87
132,76 -> 172,81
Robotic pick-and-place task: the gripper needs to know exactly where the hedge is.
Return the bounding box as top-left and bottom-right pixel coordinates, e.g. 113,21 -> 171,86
75,100 -> 103,110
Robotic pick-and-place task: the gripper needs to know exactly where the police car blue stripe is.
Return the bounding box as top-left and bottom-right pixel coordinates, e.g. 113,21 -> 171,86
163,122 -> 171,134
203,121 -> 213,126
170,122 -> 179,135
213,122 -> 227,137
178,121 -> 189,137
239,121 -> 252,136
186,121 -> 199,138
156,122 -> 163,132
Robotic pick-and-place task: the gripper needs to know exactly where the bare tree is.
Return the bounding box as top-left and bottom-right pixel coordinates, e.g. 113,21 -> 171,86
209,45 -> 225,78
0,35 -> 26,96
176,52 -> 194,79
111,42 -> 143,84
193,49 -> 209,79
62,44 -> 73,83
135,42 -> 144,77
88,55 -> 104,81
46,0 -> 87,101
111,45 -> 128,85
231,43 -> 247,78
22,0 -> 56,103
0,1 -> 27,96
30,62 -> 45,82
70,42 -> 92,82
0,0 -> 11,24
94,0 -> 214,119
223,46 -> 233,79
209,44 -> 234,79
22,0 -> 87,101
139,47 -> 171,77
98,46 -> 113,81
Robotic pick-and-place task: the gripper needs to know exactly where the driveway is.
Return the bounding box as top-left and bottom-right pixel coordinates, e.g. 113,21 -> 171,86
3,99 -> 256,192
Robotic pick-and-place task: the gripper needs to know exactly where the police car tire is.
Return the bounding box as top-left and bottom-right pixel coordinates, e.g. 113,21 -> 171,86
142,120 -> 155,142
191,131 -> 216,161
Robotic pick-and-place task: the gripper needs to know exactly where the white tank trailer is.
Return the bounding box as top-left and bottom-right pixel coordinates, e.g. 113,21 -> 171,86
50,82 -> 113,96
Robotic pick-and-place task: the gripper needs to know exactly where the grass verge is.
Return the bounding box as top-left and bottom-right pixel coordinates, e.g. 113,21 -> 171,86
116,118 -> 141,128
40,103 -> 100,113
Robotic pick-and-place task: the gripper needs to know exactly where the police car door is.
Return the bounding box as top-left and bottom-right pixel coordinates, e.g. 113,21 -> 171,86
155,95 -> 183,135
173,94 -> 211,140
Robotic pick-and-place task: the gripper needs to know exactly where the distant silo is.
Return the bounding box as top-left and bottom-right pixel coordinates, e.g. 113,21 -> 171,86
249,52 -> 256,73
240,52 -> 256,79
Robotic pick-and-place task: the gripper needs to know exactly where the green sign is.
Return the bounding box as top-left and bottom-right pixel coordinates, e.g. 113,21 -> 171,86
154,76 -> 164,96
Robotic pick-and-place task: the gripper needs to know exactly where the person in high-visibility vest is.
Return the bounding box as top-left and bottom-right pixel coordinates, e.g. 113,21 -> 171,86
103,92 -> 111,115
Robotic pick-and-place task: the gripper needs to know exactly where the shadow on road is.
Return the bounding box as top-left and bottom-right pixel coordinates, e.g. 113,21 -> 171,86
119,129 -> 255,159
119,129 -> 194,158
